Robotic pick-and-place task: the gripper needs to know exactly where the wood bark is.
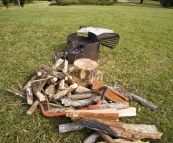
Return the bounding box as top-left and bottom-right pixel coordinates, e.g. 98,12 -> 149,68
26,100 -> 40,115
92,81 -> 129,103
52,58 -> 64,70
93,102 -> 129,110
83,132 -> 100,143
53,83 -> 78,99
26,86 -> 33,105
61,96 -> 101,107
32,82 -> 46,102
59,121 -> 85,133
67,92 -> 98,100
45,84 -> 56,99
113,87 -> 157,111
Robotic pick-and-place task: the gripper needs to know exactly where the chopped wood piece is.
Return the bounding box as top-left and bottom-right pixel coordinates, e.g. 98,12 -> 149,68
41,64 -> 66,79
110,123 -> 163,140
75,85 -> 92,94
59,121 -> 85,133
92,81 -> 129,103
46,106 -> 74,113
93,102 -> 129,110
53,83 -> 78,99
61,96 -> 101,107
83,132 -> 100,143
6,87 -> 26,99
113,87 -> 157,111
52,58 -> 64,70
32,82 -> 46,102
97,131 -> 115,143
68,92 -> 98,100
97,139 -> 149,143
26,100 -> 40,115
66,107 -> 136,120
26,86 -> 33,105
45,84 -> 56,99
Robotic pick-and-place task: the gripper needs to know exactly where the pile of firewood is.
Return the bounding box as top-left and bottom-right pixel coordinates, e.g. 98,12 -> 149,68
7,58 -> 163,143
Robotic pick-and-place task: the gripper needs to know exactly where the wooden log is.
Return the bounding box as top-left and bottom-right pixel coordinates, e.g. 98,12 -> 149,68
53,83 -> 78,99
45,84 -> 56,99
52,58 -> 64,70
93,102 -> 129,110
6,87 -> 26,99
26,100 -> 40,115
92,81 -> 129,103
75,85 -> 92,94
41,64 -> 66,79
32,82 -> 46,101
97,139 -> 149,143
68,92 -> 98,100
26,86 -> 33,105
66,107 -> 136,120
97,131 -> 115,143
61,96 -> 101,107
110,123 -> 163,140
59,121 -> 85,133
83,132 -> 100,143
113,87 -> 157,111
46,106 -> 74,113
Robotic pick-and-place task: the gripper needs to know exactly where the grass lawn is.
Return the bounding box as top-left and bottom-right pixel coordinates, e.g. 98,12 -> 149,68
0,1 -> 173,143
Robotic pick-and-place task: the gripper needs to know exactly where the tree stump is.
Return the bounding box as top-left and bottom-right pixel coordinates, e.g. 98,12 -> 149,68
68,58 -> 103,87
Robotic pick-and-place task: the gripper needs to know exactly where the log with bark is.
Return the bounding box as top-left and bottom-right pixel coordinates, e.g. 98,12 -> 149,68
78,119 -> 163,140
112,87 -> 157,111
83,132 -> 100,143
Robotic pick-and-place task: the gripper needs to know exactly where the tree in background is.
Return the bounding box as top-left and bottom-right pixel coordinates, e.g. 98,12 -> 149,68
2,0 -> 9,8
160,0 -> 173,7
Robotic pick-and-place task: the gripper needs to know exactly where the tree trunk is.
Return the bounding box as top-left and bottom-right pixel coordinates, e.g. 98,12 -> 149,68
140,0 -> 143,4
165,0 -> 171,7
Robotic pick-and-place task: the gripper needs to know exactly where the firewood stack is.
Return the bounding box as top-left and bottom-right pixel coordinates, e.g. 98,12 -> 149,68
6,58 -> 162,143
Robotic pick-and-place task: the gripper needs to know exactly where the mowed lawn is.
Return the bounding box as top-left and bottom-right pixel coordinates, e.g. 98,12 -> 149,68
0,1 -> 173,143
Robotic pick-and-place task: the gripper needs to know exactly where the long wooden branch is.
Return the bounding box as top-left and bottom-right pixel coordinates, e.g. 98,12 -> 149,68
113,87 -> 157,111
6,87 -> 26,99
97,131 -> 115,143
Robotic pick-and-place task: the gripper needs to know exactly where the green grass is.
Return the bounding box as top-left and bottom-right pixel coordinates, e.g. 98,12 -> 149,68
0,1 -> 173,143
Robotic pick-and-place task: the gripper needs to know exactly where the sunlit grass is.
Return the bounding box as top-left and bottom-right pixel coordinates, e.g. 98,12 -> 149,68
0,2 -> 173,142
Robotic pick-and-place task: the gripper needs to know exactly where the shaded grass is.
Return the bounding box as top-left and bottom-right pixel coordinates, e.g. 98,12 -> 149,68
0,2 -> 173,143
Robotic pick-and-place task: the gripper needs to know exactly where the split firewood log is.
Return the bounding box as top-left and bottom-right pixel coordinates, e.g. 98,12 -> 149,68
78,119 -> 163,140
66,107 -> 136,120
26,100 -> 40,115
83,132 -> 100,143
61,96 -> 101,107
92,81 -> 129,103
52,58 -> 64,70
97,131 -> 115,143
53,83 -> 78,99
